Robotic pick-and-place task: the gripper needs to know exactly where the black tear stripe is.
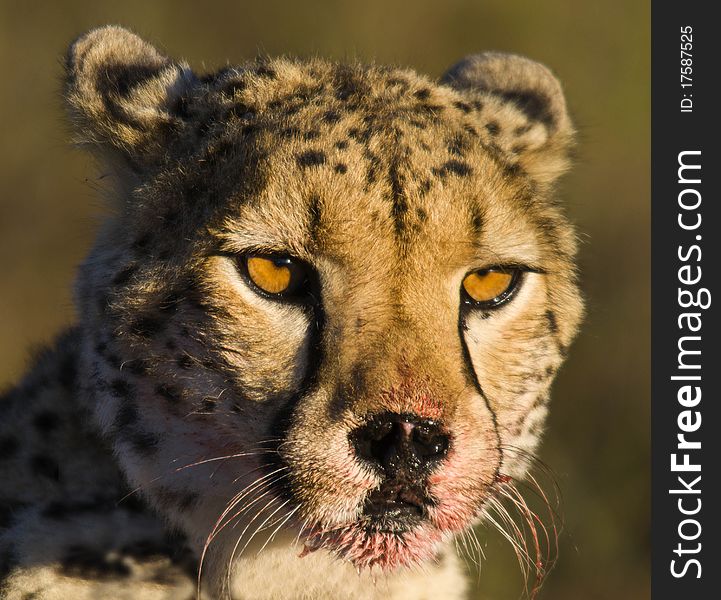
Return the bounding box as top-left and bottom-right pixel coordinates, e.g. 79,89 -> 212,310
264,299 -> 327,505
545,310 -> 569,357
457,307 -> 503,477
545,309 -> 559,334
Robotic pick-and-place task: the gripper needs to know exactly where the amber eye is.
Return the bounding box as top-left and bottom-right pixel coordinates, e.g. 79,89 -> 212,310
244,255 -> 308,297
462,268 -> 521,308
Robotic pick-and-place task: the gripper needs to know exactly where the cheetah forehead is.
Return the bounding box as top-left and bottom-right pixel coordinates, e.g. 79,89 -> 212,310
65,27 -> 576,215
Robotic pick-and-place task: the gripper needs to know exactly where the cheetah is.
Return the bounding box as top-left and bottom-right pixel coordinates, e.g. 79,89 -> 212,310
0,26 -> 583,600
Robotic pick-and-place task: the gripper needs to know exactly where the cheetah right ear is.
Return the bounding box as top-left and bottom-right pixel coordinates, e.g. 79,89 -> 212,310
64,26 -> 198,173
441,53 -> 575,187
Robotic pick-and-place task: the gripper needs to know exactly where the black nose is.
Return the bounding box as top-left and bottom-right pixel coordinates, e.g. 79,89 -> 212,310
351,413 -> 450,477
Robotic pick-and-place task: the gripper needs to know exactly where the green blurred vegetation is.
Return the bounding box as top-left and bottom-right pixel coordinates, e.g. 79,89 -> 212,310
0,1 -> 649,598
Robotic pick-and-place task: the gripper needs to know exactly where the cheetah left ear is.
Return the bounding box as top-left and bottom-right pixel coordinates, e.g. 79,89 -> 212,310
441,53 -> 575,187
64,26 -> 198,175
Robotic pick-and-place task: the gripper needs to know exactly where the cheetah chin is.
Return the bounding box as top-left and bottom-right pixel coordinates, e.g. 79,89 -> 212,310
0,26 -> 583,600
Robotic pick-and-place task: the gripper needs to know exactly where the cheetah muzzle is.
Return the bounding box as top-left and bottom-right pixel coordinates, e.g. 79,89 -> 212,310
0,26 -> 583,600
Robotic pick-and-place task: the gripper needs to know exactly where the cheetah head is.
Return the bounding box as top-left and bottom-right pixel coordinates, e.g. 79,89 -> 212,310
66,26 -> 583,590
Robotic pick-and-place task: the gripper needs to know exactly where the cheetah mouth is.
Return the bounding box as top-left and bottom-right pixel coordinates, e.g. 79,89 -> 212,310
300,520 -> 444,571
298,482 -> 444,569
362,480 -> 432,533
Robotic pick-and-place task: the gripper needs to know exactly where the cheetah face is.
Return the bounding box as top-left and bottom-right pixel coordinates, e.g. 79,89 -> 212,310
67,28 -> 583,577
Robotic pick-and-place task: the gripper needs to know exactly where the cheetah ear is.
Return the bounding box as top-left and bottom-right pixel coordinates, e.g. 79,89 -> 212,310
64,26 -> 198,173
441,53 -> 575,186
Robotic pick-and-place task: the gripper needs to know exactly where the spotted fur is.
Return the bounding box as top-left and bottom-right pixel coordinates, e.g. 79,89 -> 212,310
0,26 -> 583,599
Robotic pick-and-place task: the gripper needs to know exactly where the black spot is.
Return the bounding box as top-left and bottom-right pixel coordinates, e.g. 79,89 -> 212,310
416,103 -> 444,119
433,160 -> 473,178
104,353 -> 122,369
226,103 -> 256,121
110,379 -> 134,399
413,88 -> 431,100
158,293 -> 182,314
334,163 -> 348,174
364,151 -> 381,186
60,545 -> 131,581
485,121 -> 500,136
42,498 -> 113,520
120,493 -> 148,514
323,110 -> 341,124
385,76 -> 410,93
125,358 -> 149,376
0,436 -> 19,460
30,454 -> 61,481
472,100 -> 484,111
170,94 -> 192,120
201,399 -> 216,413
514,124 -> 532,135
334,140 -> 349,150
254,64 -> 276,79
511,144 -> 527,155
453,100 -> 472,113
112,265 -> 137,287
114,402 -> 139,429
130,315 -> 164,337
280,126 -> 301,139
132,233 -> 152,253
420,179 -> 432,195
416,208 -> 427,222
409,119 -> 426,130
447,134 -> 469,157
220,80 -> 246,97
296,150 -> 327,168
156,383 -> 181,403
334,67 -> 365,101
33,411 -> 60,434
303,130 -> 321,141
129,431 -> 160,455
176,354 -> 194,370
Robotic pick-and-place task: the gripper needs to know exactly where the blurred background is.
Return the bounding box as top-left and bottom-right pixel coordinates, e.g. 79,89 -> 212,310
0,1 -> 649,598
